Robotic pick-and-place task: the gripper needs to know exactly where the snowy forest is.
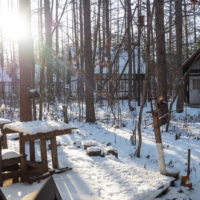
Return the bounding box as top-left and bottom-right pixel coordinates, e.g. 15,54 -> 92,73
0,0 -> 200,199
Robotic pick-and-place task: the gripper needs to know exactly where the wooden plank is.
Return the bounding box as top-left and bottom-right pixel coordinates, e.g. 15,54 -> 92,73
20,155 -> 27,182
22,128 -> 73,141
29,141 -> 35,162
0,140 -> 2,187
3,127 -> 19,134
3,127 -> 75,141
2,129 -> 8,149
27,160 -> 42,168
50,137 -> 58,169
2,157 -> 21,167
27,170 -> 55,184
40,139 -> 48,173
2,170 -> 21,180
19,133 -> 25,155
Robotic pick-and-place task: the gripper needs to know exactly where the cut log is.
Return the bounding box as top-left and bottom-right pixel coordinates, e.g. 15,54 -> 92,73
82,140 -> 100,150
86,146 -> 103,157
181,176 -> 193,190
106,149 -> 118,158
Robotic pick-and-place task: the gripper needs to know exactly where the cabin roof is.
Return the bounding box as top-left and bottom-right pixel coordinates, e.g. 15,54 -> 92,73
94,49 -> 146,74
182,47 -> 200,73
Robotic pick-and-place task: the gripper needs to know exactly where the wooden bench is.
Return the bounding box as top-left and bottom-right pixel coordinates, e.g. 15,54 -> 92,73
2,121 -> 76,178
0,134 -> 27,186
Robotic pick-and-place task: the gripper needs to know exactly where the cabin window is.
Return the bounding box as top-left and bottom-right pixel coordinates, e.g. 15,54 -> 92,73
193,79 -> 200,90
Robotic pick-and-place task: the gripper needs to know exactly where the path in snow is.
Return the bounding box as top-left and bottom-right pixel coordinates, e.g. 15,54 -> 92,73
1,132 -> 172,200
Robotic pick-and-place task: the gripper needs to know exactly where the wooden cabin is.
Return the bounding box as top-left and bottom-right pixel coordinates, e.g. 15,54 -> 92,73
67,48 -> 146,100
182,48 -> 200,106
94,49 -> 146,100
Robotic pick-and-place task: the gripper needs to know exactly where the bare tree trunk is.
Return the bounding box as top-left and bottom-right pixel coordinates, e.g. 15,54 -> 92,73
184,0 -> 189,58
19,0 -> 33,121
79,0 -> 84,72
44,0 -> 53,105
175,0 -> 184,113
155,0 -> 167,99
155,0 -> 168,124
105,0 -> 113,103
136,0 -> 151,158
39,0 -> 44,120
93,0 -> 101,65
79,0 -> 84,106
83,0 -> 96,123
127,0 -> 133,109
137,0 -> 141,106
55,0 -> 60,99
167,0 -> 174,98
0,0 -> 4,101
193,4 -> 196,43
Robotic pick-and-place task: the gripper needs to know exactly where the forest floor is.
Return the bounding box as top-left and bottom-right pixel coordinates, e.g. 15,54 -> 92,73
1,101 -> 200,200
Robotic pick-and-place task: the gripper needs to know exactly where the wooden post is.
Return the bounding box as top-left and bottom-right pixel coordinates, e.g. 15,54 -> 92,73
2,129 -> 8,149
19,133 -> 25,155
40,139 -> 48,173
152,111 -> 167,175
62,106 -> 69,123
29,141 -> 35,162
51,137 -> 58,169
0,136 -> 3,186
20,155 -> 27,182
187,149 -> 191,177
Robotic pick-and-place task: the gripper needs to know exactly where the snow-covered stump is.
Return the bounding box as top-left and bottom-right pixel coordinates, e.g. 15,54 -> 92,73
106,149 -> 118,158
86,146 -> 103,157
81,140 -> 100,150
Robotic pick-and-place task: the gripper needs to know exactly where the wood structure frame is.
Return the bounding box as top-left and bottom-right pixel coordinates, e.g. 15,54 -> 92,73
95,74 -> 145,100
2,126 -> 74,176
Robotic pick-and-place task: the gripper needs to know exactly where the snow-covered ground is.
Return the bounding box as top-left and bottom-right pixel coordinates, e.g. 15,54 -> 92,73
1,101 -> 200,199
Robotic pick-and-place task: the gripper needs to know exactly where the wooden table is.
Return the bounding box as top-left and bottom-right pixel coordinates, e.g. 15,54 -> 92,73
2,121 -> 76,174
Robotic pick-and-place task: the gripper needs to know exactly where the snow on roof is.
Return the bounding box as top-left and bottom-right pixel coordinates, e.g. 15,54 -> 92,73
4,120 -> 76,135
68,47 -> 146,75
94,49 -> 146,74
35,64 -> 46,83
0,118 -> 11,125
0,67 -> 12,82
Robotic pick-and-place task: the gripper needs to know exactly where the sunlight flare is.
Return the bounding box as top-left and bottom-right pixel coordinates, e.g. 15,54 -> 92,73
0,11 -> 27,40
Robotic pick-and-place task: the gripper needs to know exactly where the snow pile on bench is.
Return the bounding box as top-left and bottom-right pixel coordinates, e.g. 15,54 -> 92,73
0,118 -> 11,125
3,120 -> 76,135
2,149 -> 21,160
